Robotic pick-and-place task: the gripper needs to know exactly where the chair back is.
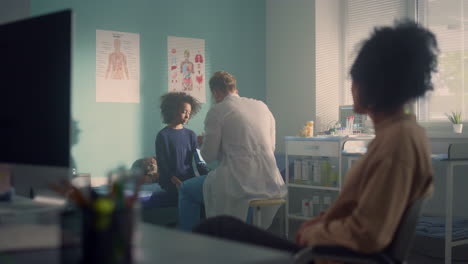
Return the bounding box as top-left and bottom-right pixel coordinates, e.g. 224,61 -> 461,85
384,198 -> 424,263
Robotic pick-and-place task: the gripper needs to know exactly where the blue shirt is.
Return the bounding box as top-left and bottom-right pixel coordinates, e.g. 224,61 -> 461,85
155,127 -> 208,193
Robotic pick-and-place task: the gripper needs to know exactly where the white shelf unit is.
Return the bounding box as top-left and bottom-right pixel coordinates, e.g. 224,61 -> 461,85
287,184 -> 340,191
284,135 -> 374,239
284,136 -> 346,238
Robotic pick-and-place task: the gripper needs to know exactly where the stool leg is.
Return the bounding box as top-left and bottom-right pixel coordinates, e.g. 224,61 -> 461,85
280,205 -> 285,238
256,206 -> 262,227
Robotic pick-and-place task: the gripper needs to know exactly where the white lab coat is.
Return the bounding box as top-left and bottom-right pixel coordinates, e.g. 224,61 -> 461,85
201,94 -> 287,229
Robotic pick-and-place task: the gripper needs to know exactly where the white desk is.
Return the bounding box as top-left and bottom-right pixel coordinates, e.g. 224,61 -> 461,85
0,222 -> 293,264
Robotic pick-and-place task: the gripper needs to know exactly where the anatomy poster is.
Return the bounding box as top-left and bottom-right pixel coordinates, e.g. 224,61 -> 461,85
168,36 -> 206,103
96,30 -> 140,103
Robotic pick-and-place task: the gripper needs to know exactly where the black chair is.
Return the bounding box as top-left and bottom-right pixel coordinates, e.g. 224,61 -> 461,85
293,198 -> 424,264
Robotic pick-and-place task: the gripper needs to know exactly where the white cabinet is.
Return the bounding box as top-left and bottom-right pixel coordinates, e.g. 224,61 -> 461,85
284,136 -> 373,238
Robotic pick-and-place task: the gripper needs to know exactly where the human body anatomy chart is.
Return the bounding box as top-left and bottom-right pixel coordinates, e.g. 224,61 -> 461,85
96,30 -> 140,103
168,36 -> 205,103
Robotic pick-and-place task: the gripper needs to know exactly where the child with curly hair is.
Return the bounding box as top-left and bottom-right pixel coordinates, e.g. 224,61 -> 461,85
155,92 -> 209,202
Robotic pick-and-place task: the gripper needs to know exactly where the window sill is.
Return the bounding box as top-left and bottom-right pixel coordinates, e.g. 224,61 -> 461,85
418,121 -> 468,139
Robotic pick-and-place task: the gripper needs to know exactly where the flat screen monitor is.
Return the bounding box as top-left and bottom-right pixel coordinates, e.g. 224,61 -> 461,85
0,10 -> 72,196
339,105 -> 366,130
0,10 -> 71,168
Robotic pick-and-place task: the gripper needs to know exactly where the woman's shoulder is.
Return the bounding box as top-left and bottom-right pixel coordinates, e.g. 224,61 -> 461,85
371,118 -> 428,163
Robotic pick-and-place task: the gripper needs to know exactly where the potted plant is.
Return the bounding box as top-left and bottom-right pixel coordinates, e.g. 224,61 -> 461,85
446,111 -> 463,133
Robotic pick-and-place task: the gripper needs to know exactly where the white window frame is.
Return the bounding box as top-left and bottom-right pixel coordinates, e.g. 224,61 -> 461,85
412,0 -> 468,136
341,0 -> 415,106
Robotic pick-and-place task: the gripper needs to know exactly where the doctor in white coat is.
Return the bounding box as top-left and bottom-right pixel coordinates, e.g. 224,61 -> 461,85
202,71 -> 287,226
177,71 -> 286,231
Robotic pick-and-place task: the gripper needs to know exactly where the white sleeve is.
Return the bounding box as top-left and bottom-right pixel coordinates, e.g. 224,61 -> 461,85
270,110 -> 276,152
201,108 -> 222,163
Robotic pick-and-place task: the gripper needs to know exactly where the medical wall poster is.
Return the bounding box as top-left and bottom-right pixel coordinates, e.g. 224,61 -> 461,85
96,30 -> 140,103
168,36 -> 206,103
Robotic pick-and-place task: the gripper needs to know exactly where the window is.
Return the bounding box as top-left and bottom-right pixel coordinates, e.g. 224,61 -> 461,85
316,0 -> 409,132
342,0 -> 409,106
416,0 -> 468,122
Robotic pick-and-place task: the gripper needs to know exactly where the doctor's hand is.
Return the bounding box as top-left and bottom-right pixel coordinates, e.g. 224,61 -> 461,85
171,176 -> 183,190
197,133 -> 205,147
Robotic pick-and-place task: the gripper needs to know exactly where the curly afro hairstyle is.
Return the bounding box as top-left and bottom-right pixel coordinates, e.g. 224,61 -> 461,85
350,20 -> 439,112
160,92 -> 201,124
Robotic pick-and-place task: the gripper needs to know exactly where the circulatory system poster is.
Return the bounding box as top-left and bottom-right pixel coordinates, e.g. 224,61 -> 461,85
96,30 -> 140,103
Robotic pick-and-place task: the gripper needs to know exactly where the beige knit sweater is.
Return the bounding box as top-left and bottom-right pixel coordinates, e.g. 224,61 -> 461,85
301,114 -> 434,264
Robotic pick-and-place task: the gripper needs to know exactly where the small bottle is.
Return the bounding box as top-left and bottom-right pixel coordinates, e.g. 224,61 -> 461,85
308,197 -> 315,217
330,165 -> 338,187
301,159 -> 310,184
323,194 -> 332,211
302,199 -> 310,217
294,159 -> 302,184
320,158 -> 331,186
306,121 -> 314,137
312,195 -> 320,217
313,159 -> 321,186
307,160 -> 314,185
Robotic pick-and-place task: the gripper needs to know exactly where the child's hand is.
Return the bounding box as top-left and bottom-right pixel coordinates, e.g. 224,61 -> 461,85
171,176 -> 183,190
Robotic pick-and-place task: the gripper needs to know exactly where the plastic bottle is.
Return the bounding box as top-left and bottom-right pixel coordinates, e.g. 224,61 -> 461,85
301,159 -> 310,184
323,192 -> 332,211
320,158 -> 331,186
302,199 -> 310,217
330,165 -> 338,187
312,195 -> 320,217
308,200 -> 315,217
306,121 -> 314,137
313,159 -> 321,186
294,159 -> 302,184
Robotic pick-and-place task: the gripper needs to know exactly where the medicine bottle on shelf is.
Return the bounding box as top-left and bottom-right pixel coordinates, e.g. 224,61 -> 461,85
302,199 -> 310,216
293,159 -> 302,184
313,159 -> 321,186
320,158 -> 331,186
311,194 -> 320,217
306,121 -> 314,137
301,159 -> 309,184
329,165 -> 338,187
323,193 -> 332,211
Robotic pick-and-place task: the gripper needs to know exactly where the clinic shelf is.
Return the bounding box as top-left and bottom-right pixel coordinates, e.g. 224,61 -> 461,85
284,136 -> 374,239
288,184 -> 340,191
287,213 -> 312,221
284,136 -> 348,239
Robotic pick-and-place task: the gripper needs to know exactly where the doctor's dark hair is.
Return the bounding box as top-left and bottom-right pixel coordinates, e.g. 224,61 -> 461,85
159,92 -> 201,124
350,20 -> 439,112
209,71 -> 237,93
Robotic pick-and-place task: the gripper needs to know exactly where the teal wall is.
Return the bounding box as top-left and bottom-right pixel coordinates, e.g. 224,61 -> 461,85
30,0 -> 266,179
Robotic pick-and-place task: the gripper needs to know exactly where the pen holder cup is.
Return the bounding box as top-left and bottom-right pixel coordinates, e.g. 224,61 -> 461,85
81,207 -> 135,264
60,205 -> 138,264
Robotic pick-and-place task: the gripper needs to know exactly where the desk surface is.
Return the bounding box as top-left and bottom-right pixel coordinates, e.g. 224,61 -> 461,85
1,222 -> 293,264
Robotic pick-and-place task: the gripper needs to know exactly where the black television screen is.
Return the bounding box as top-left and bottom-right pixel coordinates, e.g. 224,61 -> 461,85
0,10 -> 72,168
